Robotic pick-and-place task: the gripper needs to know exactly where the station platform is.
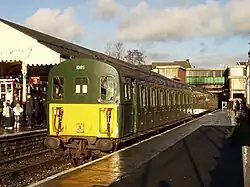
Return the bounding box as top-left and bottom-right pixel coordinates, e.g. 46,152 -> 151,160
29,110 -> 246,187
0,126 -> 46,139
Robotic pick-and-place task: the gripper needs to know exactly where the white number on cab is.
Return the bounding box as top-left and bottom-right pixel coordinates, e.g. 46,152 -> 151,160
76,65 -> 85,70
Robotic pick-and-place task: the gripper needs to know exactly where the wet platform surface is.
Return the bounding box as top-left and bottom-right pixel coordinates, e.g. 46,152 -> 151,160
30,110 -> 244,187
0,126 -> 46,138
234,109 -> 250,187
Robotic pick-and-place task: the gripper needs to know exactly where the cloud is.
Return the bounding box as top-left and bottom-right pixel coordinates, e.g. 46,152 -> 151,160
147,51 -> 170,61
115,0 -> 250,42
25,7 -> 84,41
199,42 -> 207,53
192,53 -> 248,68
92,0 -> 127,20
93,0 -> 119,20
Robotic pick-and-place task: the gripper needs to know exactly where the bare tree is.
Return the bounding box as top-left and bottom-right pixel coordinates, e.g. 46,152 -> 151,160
125,49 -> 147,65
105,42 -> 113,56
114,41 -> 125,60
105,41 -> 125,60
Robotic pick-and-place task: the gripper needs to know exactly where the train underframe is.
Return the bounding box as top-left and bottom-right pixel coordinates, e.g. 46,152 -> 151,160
44,136 -> 120,166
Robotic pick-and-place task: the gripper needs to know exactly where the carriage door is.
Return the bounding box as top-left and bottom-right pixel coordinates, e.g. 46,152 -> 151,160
137,83 -> 146,132
0,79 -> 14,102
122,78 -> 134,136
132,80 -> 137,133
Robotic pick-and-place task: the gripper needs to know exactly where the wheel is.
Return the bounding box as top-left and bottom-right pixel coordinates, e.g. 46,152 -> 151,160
70,155 -> 85,167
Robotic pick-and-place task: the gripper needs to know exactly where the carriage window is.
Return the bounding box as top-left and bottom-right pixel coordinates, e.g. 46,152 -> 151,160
140,86 -> 146,107
163,90 -> 166,106
146,86 -> 149,106
160,90 -> 164,106
152,89 -> 156,106
149,88 -> 153,106
165,91 -> 169,106
124,83 -> 132,101
186,95 -> 189,104
173,93 -> 176,105
155,88 -> 158,106
100,76 -> 116,101
169,92 -> 172,106
53,76 -> 64,99
75,77 -> 88,94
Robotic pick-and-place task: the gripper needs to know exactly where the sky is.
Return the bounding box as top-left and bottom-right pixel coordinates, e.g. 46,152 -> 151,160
0,0 -> 250,68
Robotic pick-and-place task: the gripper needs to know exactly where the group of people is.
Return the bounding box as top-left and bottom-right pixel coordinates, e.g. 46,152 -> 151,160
0,94 -> 46,130
232,99 -> 245,116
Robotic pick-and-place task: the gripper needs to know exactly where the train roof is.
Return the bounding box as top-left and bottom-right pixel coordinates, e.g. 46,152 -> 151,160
54,56 -> 213,95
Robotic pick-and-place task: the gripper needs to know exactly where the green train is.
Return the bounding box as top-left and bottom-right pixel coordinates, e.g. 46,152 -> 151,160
44,58 -> 218,166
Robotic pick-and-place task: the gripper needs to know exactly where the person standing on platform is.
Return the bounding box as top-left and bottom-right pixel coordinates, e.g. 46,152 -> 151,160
33,96 -> 40,125
39,97 -> 46,127
3,101 -> 13,129
0,98 -> 4,125
25,94 -> 34,128
11,96 -> 19,108
13,102 -> 23,129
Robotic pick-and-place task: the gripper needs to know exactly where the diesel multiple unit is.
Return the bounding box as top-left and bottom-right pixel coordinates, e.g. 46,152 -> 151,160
44,58 -> 218,166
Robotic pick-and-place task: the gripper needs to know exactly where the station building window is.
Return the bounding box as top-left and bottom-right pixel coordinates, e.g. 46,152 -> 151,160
53,76 -> 64,99
100,76 -> 116,101
75,77 -> 89,94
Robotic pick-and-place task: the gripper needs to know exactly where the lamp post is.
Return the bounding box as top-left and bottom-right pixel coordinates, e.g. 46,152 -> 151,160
21,60 -> 27,102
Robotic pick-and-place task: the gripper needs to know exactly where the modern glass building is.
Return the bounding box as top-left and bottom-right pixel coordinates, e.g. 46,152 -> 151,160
186,68 -> 225,86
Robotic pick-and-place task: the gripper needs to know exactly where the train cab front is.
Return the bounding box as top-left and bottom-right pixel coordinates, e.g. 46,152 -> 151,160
44,59 -> 121,157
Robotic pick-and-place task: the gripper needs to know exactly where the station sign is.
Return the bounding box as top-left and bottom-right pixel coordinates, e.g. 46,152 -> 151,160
30,76 -> 40,85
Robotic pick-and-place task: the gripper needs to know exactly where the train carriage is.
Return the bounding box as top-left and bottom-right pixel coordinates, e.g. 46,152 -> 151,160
44,58 -> 218,166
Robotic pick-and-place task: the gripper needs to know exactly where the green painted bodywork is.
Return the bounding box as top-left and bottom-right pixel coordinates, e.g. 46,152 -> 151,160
47,58 -> 217,140
47,59 -> 120,103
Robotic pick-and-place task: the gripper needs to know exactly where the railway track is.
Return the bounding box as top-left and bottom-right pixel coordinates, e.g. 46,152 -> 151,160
0,155 -> 62,179
0,149 -> 63,186
0,149 -> 52,165
0,112 -> 212,187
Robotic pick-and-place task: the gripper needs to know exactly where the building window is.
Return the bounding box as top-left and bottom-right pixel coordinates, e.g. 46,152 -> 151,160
100,76 -> 116,101
53,76 -> 64,99
158,68 -> 166,76
230,78 -> 245,90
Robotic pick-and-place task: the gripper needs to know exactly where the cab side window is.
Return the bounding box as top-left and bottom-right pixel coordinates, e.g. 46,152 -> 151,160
100,76 -> 116,101
75,77 -> 89,94
53,76 -> 64,99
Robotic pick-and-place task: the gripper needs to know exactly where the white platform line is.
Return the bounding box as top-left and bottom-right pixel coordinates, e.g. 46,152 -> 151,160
242,146 -> 248,187
27,111 -> 216,187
